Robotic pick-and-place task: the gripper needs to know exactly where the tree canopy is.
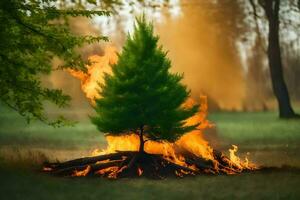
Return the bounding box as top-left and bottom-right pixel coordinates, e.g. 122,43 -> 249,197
91,17 -> 198,144
0,0 -> 109,126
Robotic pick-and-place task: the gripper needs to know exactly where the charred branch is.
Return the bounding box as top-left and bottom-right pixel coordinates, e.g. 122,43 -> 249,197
43,150 -> 258,179
44,151 -> 136,170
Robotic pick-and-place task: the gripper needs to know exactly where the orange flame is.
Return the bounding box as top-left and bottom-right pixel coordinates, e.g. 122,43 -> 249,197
67,46 -> 256,177
42,167 -> 53,172
90,96 -> 256,174
68,46 -> 118,104
137,167 -> 143,176
72,165 -> 91,177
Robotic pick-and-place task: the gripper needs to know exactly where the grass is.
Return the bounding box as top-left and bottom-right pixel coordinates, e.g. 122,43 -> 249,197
0,164 -> 299,200
0,107 -> 105,150
1,107 -> 299,150
209,110 -> 300,148
0,106 -> 300,199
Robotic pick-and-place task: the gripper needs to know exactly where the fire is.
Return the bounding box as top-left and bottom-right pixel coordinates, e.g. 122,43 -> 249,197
65,45 -> 257,178
68,46 -> 118,104
88,95 -> 256,176
229,145 -> 254,170
137,167 -> 143,176
72,165 -> 91,177
96,166 -> 120,179
42,167 -> 53,172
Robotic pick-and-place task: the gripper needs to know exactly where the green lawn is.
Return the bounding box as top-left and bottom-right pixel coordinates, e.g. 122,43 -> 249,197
1,107 -> 299,150
0,106 -> 300,199
209,111 -> 300,148
0,107 -> 105,150
0,163 -> 299,200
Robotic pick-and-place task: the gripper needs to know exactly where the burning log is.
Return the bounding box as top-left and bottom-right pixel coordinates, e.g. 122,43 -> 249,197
183,151 -> 214,170
53,160 -> 124,176
43,151 -> 197,178
43,148 -> 257,179
44,151 -> 134,170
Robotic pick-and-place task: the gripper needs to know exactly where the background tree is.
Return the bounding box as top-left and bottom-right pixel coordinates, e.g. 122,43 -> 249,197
282,42 -> 300,100
91,17 -> 198,153
0,0 -> 180,127
245,34 -> 272,111
0,0 -> 109,126
204,0 -> 300,115
249,0 -> 299,118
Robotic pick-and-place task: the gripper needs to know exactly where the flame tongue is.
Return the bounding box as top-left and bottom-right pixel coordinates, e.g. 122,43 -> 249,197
89,95 -> 256,176
65,46 -> 257,178
68,46 -> 118,104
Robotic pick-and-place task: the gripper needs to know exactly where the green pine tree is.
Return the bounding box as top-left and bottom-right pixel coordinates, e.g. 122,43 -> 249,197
91,17 -> 199,153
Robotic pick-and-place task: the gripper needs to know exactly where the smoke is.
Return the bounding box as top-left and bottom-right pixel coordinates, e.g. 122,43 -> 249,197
46,3 -> 255,112
68,17 -> 105,60
45,17 -> 107,116
244,36 -> 273,111
155,4 -> 246,111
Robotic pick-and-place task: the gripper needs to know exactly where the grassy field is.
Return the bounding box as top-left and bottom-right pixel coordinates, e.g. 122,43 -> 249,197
209,111 -> 300,148
1,163 -> 299,200
0,106 -> 300,199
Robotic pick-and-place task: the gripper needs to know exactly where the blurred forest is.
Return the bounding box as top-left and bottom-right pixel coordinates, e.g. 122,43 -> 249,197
45,0 -> 300,117
1,3 -> 300,198
1,0 -> 300,123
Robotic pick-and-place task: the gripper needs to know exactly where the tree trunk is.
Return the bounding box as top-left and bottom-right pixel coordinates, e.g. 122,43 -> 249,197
138,125 -> 145,153
264,0 -> 297,118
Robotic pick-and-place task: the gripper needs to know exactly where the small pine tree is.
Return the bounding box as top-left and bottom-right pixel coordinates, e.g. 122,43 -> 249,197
91,17 -> 199,153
